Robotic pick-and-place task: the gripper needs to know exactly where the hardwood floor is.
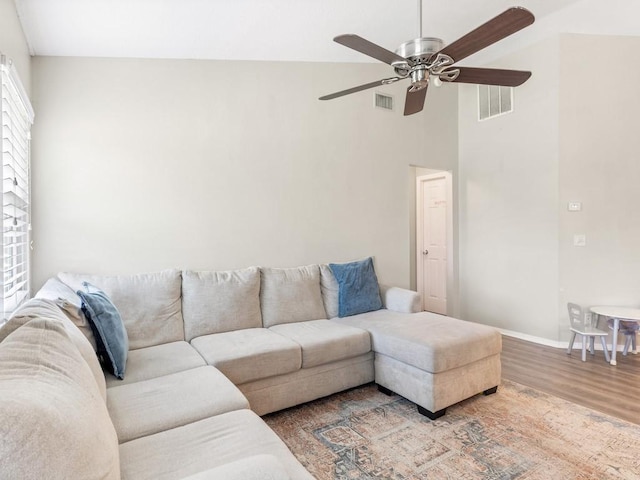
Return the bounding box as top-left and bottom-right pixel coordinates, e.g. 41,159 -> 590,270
500,335 -> 640,425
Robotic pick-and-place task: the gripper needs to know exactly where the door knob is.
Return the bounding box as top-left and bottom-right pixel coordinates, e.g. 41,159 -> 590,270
423,250 -> 429,255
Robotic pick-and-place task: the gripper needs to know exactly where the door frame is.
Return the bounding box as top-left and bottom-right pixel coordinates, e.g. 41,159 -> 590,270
416,171 -> 453,314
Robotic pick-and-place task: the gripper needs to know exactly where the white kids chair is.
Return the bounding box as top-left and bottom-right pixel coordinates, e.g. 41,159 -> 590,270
567,303 -> 611,362
607,318 -> 639,356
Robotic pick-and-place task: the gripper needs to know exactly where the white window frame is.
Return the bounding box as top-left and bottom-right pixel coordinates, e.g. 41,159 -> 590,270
1,55 -> 34,325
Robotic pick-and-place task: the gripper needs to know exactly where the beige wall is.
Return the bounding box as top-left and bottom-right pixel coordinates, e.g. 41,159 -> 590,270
558,34 -> 640,338
408,102 -> 459,293
458,37 -> 561,340
0,0 -> 31,93
30,56 -> 458,290
459,33 -> 640,343
27,31 -> 640,344
28,34 -> 640,344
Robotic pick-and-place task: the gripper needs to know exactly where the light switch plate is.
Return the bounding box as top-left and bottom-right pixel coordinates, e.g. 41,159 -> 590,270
573,234 -> 586,247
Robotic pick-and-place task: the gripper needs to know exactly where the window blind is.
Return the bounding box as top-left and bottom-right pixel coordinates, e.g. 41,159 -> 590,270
1,56 -> 34,323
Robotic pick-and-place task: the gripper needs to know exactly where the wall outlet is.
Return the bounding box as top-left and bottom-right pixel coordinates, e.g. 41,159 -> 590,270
568,202 -> 582,211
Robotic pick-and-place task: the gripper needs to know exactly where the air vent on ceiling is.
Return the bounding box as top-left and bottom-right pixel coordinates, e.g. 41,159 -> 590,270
478,85 -> 513,121
374,92 -> 394,111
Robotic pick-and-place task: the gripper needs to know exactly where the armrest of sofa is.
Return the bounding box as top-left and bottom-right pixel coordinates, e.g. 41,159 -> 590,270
180,455 -> 292,480
379,284 -> 422,314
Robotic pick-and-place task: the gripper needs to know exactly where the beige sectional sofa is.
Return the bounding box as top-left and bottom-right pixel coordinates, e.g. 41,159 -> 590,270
0,263 -> 502,478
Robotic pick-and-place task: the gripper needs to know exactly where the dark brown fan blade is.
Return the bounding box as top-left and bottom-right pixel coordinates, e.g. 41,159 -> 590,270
437,7 -> 534,63
334,34 -> 410,66
450,67 -> 531,86
404,85 -> 428,116
319,77 -> 403,101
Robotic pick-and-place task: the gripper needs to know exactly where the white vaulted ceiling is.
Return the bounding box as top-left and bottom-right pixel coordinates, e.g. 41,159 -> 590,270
12,0 -> 640,63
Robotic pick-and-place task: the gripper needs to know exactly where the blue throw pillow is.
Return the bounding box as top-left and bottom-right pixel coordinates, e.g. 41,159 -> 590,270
77,282 -> 128,379
329,257 -> 383,317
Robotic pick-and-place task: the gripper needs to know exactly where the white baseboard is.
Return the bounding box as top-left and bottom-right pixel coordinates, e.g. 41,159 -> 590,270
499,328 -> 634,353
499,328 -> 565,348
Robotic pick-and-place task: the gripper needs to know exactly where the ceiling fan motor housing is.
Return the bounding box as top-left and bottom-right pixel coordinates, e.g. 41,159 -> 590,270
395,37 -> 444,65
394,37 -> 445,89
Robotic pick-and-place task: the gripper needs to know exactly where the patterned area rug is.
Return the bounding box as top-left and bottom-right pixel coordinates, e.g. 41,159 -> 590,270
264,381 -> 640,479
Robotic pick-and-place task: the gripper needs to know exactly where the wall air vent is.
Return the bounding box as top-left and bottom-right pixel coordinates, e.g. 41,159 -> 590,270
478,85 -> 513,121
374,92 -> 394,111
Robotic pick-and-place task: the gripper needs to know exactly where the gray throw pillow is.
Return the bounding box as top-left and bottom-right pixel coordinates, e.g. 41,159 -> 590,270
329,257 -> 382,317
77,282 -> 129,380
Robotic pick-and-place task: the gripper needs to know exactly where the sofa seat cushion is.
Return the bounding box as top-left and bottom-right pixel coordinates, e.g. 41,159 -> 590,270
35,275 -> 98,349
0,318 -> 120,480
191,328 -> 301,384
106,341 -> 206,387
108,366 -> 249,443
58,270 -> 184,349
269,320 -> 371,368
181,455 -> 291,480
332,309 -> 502,374
119,409 -> 314,480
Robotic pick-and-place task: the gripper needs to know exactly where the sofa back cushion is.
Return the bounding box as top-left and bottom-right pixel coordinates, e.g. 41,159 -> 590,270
35,275 -> 97,349
58,269 -> 184,350
260,265 -> 327,328
182,268 -> 262,341
0,318 -> 120,480
4,298 -> 108,401
319,264 -> 339,319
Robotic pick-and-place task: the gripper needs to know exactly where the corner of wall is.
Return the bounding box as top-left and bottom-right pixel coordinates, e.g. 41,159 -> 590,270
0,0 -> 32,94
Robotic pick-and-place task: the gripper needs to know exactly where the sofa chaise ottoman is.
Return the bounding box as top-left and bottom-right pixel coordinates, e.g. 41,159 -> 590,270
318,265 -> 501,419
333,309 -> 501,419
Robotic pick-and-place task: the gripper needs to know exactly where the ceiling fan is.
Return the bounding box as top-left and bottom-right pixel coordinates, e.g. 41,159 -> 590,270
319,3 -> 535,116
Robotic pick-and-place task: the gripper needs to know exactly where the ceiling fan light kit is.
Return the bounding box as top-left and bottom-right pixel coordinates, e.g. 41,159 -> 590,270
319,4 -> 535,116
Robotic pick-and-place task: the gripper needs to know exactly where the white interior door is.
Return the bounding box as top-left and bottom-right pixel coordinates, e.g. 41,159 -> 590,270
417,173 -> 451,315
